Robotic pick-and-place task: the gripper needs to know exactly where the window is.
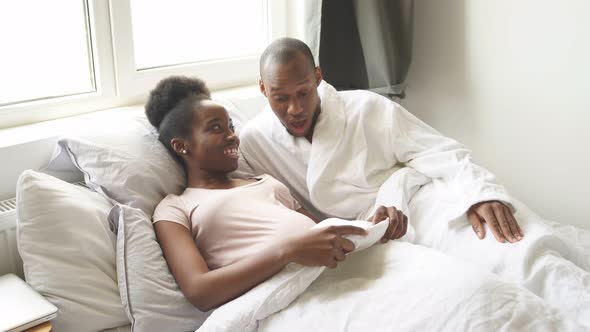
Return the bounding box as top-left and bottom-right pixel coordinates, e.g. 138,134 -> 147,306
0,0 -> 288,129
0,1 -> 94,106
130,0 -> 267,70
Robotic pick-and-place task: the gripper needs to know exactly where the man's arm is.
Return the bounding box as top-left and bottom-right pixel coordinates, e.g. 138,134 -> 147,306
389,103 -> 522,243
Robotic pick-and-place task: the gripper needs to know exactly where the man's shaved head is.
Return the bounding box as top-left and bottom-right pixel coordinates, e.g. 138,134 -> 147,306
259,37 -> 316,79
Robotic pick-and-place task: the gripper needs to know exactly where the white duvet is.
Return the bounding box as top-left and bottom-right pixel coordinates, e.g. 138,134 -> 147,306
198,242 -> 570,332
198,193 -> 589,331
257,243 -> 567,332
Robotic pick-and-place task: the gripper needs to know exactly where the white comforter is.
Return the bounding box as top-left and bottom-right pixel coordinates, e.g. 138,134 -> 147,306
198,243 -> 569,332
197,182 -> 588,331
258,243 -> 568,332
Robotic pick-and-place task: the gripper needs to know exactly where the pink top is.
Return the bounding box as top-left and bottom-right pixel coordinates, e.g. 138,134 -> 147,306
153,175 -> 315,269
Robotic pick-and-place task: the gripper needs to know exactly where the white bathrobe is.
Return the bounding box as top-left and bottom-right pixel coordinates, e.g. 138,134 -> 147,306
239,81 -> 512,234
238,81 -> 590,328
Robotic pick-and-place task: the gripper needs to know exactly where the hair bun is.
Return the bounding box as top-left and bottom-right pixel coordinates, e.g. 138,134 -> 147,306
145,76 -> 211,129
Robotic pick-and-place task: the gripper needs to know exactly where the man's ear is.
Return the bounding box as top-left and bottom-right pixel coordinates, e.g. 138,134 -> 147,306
314,66 -> 323,86
259,78 -> 267,97
170,138 -> 186,156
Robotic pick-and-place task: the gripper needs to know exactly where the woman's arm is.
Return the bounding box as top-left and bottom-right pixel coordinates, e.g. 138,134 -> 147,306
155,219 -> 366,311
155,220 -> 286,311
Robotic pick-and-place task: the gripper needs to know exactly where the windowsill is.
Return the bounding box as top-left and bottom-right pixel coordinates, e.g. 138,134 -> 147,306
0,84 -> 262,149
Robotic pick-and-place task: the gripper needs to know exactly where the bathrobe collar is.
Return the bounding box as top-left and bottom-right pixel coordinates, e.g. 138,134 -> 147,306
267,81 -> 346,167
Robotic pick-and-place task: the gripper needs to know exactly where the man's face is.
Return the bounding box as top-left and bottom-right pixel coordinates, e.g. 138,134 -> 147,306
259,52 -> 323,139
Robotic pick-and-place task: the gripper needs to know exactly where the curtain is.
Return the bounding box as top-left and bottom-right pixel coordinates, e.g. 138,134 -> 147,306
318,0 -> 414,98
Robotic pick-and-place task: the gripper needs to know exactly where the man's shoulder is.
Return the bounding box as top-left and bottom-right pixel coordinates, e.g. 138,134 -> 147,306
337,89 -> 399,117
242,109 -> 273,132
339,88 -> 388,100
240,109 -> 277,148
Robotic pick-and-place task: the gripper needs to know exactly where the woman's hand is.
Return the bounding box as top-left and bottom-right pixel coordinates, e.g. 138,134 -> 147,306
369,205 -> 408,243
284,226 -> 367,268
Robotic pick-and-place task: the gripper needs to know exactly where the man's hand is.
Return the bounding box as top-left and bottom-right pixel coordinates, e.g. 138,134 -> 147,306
285,226 -> 367,268
369,206 -> 408,243
467,201 -> 523,243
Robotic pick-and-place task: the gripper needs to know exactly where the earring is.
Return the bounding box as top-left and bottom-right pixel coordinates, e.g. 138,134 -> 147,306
181,149 -> 187,155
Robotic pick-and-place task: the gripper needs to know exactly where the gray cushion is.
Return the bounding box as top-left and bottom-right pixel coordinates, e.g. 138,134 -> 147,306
112,204 -> 211,332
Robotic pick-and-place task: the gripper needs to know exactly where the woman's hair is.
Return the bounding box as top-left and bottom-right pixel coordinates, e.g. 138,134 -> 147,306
145,76 -> 211,164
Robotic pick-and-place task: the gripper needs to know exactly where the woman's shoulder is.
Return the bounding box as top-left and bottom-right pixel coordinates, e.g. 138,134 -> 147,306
154,192 -> 192,216
158,192 -> 185,206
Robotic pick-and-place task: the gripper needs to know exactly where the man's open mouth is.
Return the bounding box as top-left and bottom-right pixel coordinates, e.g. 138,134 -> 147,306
290,119 -> 306,134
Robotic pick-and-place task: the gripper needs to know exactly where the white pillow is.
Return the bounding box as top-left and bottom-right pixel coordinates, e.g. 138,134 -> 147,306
16,170 -> 129,332
112,204 -> 211,332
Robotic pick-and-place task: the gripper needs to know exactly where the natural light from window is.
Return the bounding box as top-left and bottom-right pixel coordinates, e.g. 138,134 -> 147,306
130,0 -> 267,70
0,1 -> 94,106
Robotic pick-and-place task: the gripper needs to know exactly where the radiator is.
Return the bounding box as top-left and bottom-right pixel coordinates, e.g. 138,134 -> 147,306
0,197 -> 23,278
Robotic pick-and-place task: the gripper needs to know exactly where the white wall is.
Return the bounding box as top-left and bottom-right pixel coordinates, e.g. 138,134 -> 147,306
403,0 -> 590,229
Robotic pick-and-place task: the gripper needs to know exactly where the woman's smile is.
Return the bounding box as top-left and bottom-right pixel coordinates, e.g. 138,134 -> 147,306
223,145 -> 239,159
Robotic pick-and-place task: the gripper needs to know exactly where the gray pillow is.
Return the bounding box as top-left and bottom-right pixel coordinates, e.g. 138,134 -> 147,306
49,116 -> 186,216
17,170 -> 129,331
112,204 -> 211,332
45,101 -> 248,217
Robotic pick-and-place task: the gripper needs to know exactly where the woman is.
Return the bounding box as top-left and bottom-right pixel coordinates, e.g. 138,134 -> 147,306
145,76 -> 367,312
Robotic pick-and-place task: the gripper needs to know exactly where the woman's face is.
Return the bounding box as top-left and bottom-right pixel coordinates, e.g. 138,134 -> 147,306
185,100 -> 239,173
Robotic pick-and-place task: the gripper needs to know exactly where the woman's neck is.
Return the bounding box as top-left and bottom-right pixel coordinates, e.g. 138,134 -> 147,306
186,170 -> 233,189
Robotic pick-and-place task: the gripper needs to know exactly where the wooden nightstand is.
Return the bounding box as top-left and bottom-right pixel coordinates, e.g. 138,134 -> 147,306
23,321 -> 52,332
0,274 -> 57,332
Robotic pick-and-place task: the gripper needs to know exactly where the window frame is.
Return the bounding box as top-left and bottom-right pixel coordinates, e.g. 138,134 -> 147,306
0,0 -> 287,129
0,0 -> 117,128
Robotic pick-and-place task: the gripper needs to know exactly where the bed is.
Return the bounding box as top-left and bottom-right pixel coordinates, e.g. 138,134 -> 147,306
12,95 -> 590,332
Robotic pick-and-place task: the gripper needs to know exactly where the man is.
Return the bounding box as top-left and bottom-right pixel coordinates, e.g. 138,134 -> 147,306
239,37 -> 521,244
237,38 -> 589,327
